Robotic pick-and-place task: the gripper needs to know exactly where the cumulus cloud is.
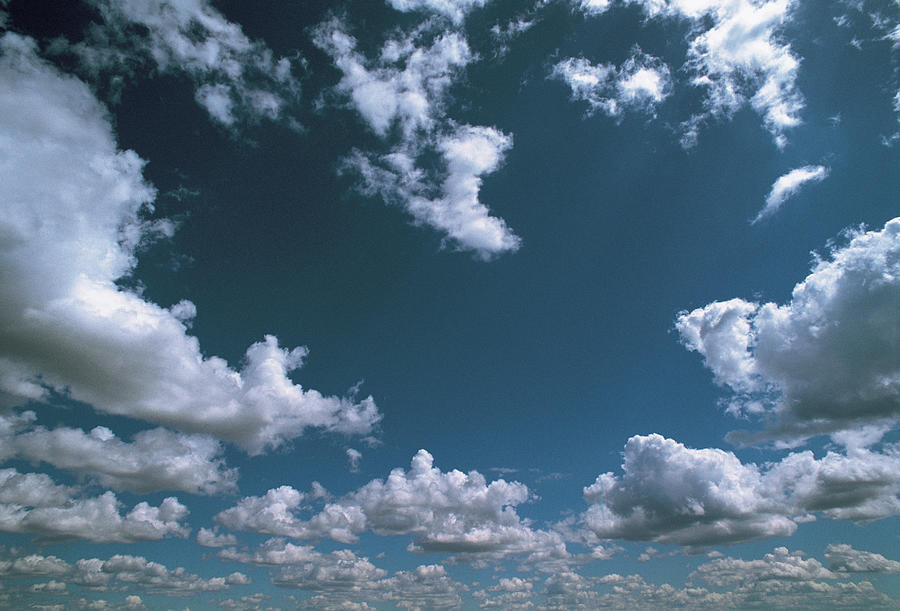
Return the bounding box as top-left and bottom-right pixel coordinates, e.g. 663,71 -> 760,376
0,33 -> 380,454
553,49 -> 672,118
0,414 -> 236,495
216,450 -> 566,561
576,0 -> 804,147
0,551 -> 247,597
0,469 -> 189,543
676,218 -> 900,443
314,18 -> 520,257
59,0 -> 301,126
581,434 -> 900,547
825,543 -> 900,573
753,165 -> 829,223
387,0 -> 489,24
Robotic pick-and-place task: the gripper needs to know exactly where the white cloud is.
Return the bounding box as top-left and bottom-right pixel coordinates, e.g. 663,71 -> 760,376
197,527 -> 239,548
677,218 -> 900,443
553,50 -> 672,118
0,414 -> 236,495
0,33 -> 381,454
216,450 -> 567,561
387,0 -> 489,24
581,434 -> 795,546
314,19 -> 520,258
0,551 -> 248,597
581,434 -> 900,546
692,546 -> 836,587
753,165 -> 829,223
61,0 -> 300,126
0,469 -> 189,543
576,0 -> 804,147
347,448 -> 362,473
825,543 -> 900,573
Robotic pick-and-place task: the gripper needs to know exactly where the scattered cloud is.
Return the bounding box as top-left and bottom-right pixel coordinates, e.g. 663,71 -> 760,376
754,165 -> 829,223
0,33 -> 380,455
575,0 -> 804,147
386,0 -> 489,24
677,217 -> 900,444
825,543 -> 900,573
314,17 -> 520,257
57,0 -> 301,126
346,448 -> 362,473
553,49 -> 672,118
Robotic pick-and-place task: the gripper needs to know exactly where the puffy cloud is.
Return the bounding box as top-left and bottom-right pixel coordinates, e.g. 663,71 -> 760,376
582,435 -> 900,546
314,18 -> 520,258
197,527 -> 239,548
0,414 -> 236,495
553,50 -> 672,118
692,546 -> 836,587
825,543 -> 900,573
677,218 -> 900,443
576,0 -> 803,146
60,0 -> 301,126
387,0 -> 489,24
581,434 -> 795,546
753,165 -> 829,223
0,551 -> 247,597
216,450 -> 566,561
0,34 -> 380,454
0,471 -> 189,543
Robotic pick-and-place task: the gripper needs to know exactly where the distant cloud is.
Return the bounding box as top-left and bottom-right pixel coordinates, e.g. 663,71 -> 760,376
753,165 -> 829,223
387,0 -> 489,24
56,0 -> 301,127
825,544 -> 900,573
553,49 -> 672,118
0,32 -> 380,454
677,218 -> 900,444
314,18 -> 520,258
216,450 -> 567,560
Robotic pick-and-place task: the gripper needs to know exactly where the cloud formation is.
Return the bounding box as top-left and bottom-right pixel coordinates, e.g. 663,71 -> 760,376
216,450 -> 566,559
314,18 -> 520,257
0,33 -> 380,454
677,217 -> 900,443
581,434 -> 900,546
754,165 -> 829,223
387,0 -> 489,24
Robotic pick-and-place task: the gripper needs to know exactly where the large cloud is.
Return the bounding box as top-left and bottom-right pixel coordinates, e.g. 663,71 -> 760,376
581,434 -> 900,546
676,218 -> 900,444
58,0 -> 301,126
576,0 -> 804,147
0,33 -> 380,454
314,18 -> 520,258
216,450 -> 566,560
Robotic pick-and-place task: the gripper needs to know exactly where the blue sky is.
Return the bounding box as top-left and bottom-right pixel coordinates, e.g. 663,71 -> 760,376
0,0 -> 899,608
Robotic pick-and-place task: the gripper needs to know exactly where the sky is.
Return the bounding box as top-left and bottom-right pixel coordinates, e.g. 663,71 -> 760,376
0,0 -> 899,608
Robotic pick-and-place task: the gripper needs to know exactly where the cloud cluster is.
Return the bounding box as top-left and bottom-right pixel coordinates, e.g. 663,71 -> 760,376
0,33 -> 380,454
825,543 -> 900,573
553,49 -> 672,118
677,217 -> 900,443
754,165 -> 829,223
581,434 -> 900,546
314,18 -> 520,257
0,469 -> 189,543
387,0 -> 489,24
0,551 -> 248,598
60,0 -> 301,126
577,0 -> 804,146
216,450 -> 566,560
